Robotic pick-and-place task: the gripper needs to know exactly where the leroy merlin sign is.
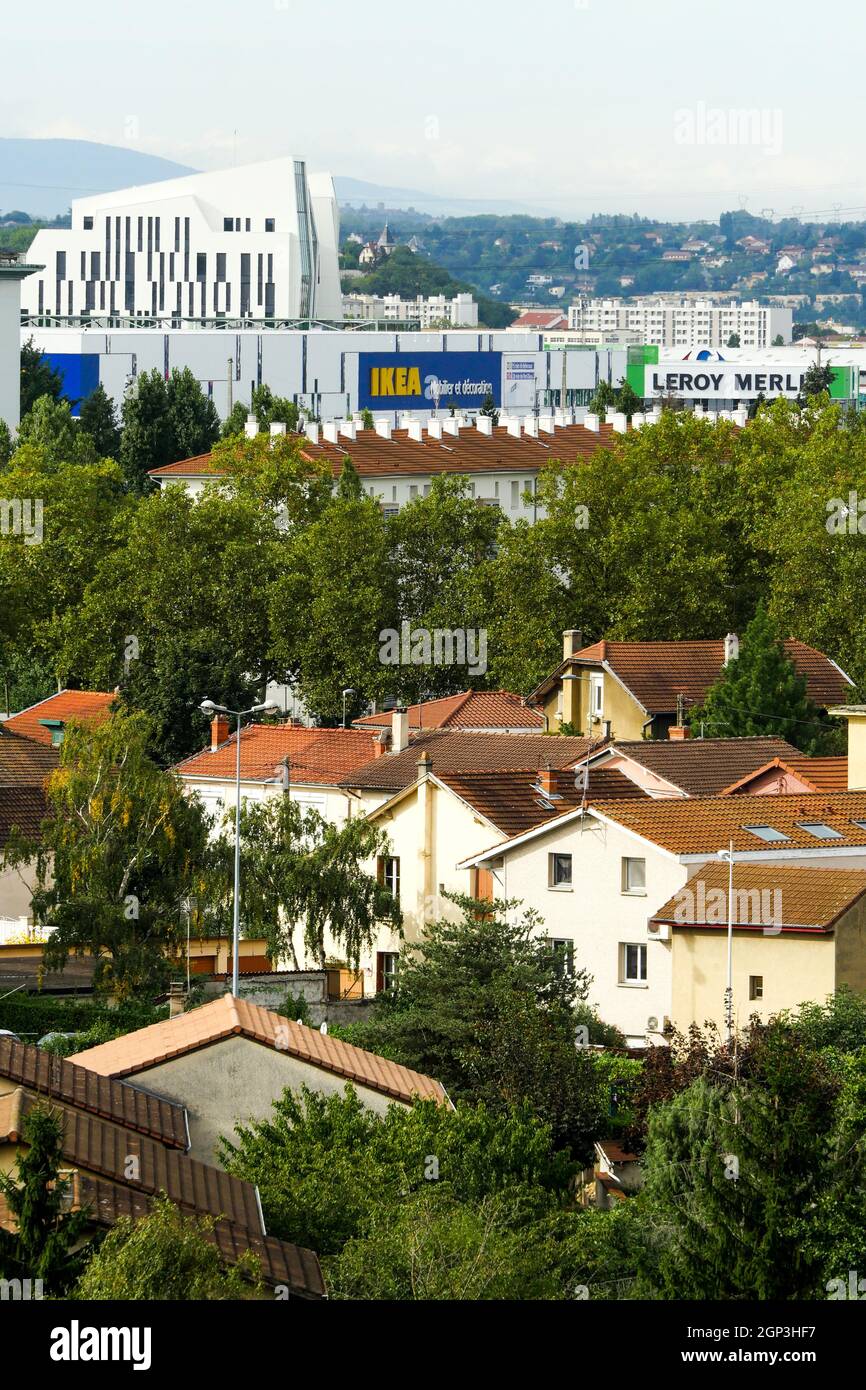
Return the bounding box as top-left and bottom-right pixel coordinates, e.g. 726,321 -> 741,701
643,361 -> 854,401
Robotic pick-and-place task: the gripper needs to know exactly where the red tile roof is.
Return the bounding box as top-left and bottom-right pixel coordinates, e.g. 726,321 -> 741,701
342,729 -> 603,791
73,995 -> 448,1107
592,737 -> 803,797
436,766 -> 647,836
149,421 -> 618,482
509,311 -> 569,329
0,1037 -> 188,1149
651,861 -> 866,932
720,756 -> 849,796
176,723 -> 382,785
5,690 -> 115,746
0,725 -> 59,786
532,639 -> 851,712
0,786 -> 47,846
353,689 -> 544,732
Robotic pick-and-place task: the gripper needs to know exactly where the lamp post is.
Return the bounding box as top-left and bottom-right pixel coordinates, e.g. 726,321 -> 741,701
200,698 -> 279,996
341,687 -> 355,729
717,840 -> 735,1042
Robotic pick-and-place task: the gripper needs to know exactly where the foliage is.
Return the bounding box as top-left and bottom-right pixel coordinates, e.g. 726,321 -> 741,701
221,383 -> 300,439
120,367 -> 220,493
206,794 -> 401,968
0,1106 -> 92,1293
77,384 -> 121,459
73,1195 -> 264,1300
20,338 -> 64,416
3,709 -> 211,999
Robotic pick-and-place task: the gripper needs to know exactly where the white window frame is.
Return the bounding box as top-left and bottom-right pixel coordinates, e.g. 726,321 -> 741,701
621,857 -> 646,895
548,852 -> 573,890
619,942 -> 648,986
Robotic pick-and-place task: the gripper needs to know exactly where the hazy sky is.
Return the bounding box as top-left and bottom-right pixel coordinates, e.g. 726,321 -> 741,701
3,0 -> 865,221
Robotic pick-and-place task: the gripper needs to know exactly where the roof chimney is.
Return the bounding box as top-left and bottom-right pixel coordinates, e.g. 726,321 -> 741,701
244,414 -> 258,439
724,632 -> 739,665
323,420 -> 339,444
506,418 -> 522,438
537,763 -> 555,797
417,751 -> 433,778
583,412 -> 600,432
523,417 -> 539,438
391,707 -> 409,754
668,725 -> 691,740
339,419 -> 357,441
443,418 -> 461,436
563,628 -> 584,660
270,421 -> 287,439
304,421 -> 320,446
538,414 -> 556,433
610,412 -> 627,433
211,714 -> 230,751
375,419 -> 392,440
168,980 -> 186,1019
426,418 -> 443,439
475,415 -> 493,435
408,420 -> 423,441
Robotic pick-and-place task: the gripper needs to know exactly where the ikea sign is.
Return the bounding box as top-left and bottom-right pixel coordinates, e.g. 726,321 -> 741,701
358,352 -> 501,410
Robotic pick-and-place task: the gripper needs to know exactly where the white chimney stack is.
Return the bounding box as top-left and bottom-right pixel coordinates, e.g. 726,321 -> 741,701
391,707 -> 409,753
475,415 -> 493,435
339,419 -> 357,441
610,411 -> 627,433
244,414 -> 258,440
631,412 -> 646,429
408,420 -> 424,441
426,419 -> 443,439
323,420 -> 339,444
443,417 -> 461,436
506,418 -> 521,438
583,412 -> 600,432
538,414 -> 556,433
269,421 -> 287,439
375,419 -> 392,440
523,417 -> 539,438
304,421 -> 320,446
724,632 -> 740,665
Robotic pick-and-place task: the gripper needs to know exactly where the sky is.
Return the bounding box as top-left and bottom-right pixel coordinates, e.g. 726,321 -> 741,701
3,0 -> 866,222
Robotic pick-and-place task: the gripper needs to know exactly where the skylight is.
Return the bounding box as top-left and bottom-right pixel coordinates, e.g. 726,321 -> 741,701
796,822 -> 843,840
852,821 -> 866,834
742,824 -> 790,843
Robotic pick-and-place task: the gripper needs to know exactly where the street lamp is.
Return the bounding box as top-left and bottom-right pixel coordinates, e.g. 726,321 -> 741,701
341,688 -> 355,729
716,840 -> 735,1043
200,698 -> 279,996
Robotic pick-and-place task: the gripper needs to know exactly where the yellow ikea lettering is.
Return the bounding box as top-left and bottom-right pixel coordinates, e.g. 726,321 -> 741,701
395,367 -> 408,392
380,368 -> 395,394
406,367 -> 421,395
370,368 -> 379,394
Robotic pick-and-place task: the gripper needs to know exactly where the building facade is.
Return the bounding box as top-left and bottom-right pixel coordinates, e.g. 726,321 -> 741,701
22,157 -> 342,327
343,292 -> 478,327
568,297 -> 793,350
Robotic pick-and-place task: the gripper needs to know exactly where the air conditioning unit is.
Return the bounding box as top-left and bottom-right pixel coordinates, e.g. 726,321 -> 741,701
646,1015 -> 672,1035
648,920 -> 670,941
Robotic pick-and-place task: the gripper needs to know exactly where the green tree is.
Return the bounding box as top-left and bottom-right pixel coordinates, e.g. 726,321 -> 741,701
4,709 -> 211,998
220,383 -> 300,440
15,395 -> 93,466
20,337 -> 64,416
616,377 -> 643,420
77,384 -> 121,459
120,367 -> 220,493
479,391 -> 500,424
207,794 -> 402,968
0,419 -> 13,469
346,894 -> 605,1155
0,1106 -> 91,1294
772,334 -> 785,346
726,332 -> 741,347
588,379 -> 617,419
73,1196 -> 263,1300
801,357 -> 834,399
689,602 -> 834,750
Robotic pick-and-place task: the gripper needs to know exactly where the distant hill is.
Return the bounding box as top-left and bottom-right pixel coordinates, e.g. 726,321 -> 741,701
334,176 -> 554,219
0,139 -> 195,218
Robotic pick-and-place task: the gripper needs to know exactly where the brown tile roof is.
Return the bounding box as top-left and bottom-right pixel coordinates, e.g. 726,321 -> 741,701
149,421 -> 618,482
0,786 -> 46,846
592,790 -> 866,856
593,737 -> 803,797
0,1037 -> 188,1149
0,725 -> 59,786
651,860 -> 866,932
437,766 -> 647,836
510,311 -> 569,329
73,995 -> 448,1107
531,638 -> 852,712
4,690 -> 115,746
720,756 -> 849,796
175,722 -> 382,785
342,729 -> 602,792
353,689 -> 544,732
0,1087 -> 261,1231
60,1174 -> 325,1297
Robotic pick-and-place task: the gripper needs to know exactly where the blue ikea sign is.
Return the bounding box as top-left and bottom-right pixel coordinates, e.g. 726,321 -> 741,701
358,351 -> 501,410
42,353 -> 100,417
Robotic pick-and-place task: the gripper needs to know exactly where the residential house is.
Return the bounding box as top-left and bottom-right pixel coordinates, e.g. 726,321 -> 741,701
582,736 -> 803,798
352,689 -> 544,735
0,1036 -> 324,1297
359,759 -> 647,992
653,861 -> 866,1034
720,755 -> 848,796
0,726 -> 58,929
176,715 -> 383,829
531,629 -> 851,739
461,790 -> 866,1044
3,689 -> 115,747
73,994 -> 449,1164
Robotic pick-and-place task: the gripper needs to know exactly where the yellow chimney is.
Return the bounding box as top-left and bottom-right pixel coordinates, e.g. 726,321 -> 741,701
829,706 -> 866,790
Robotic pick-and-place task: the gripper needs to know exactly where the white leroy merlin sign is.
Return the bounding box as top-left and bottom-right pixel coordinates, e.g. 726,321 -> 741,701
645,363 -> 808,400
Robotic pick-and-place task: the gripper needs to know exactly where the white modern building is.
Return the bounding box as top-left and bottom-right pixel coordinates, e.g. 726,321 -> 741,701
22,157 -> 343,326
568,297 -> 793,350
0,250 -> 42,431
343,292 -> 478,328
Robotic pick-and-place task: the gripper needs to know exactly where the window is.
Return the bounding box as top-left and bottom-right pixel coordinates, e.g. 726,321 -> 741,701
265,217 -> 275,232
743,824 -> 790,843
749,975 -> 764,1001
548,852 -> 573,887
796,822 -> 843,840
196,252 -> 206,281
83,216 -> 93,230
549,939 -> 575,975
377,855 -> 400,904
620,943 -> 647,985
223,217 -> 233,231
589,673 -> 603,719
376,951 -> 399,993
511,480 -> 520,509
621,857 -> 646,894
